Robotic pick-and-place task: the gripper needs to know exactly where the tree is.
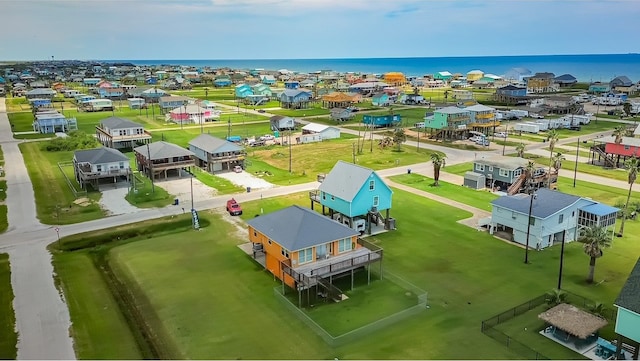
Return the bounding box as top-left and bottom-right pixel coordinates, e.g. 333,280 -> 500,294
552,152 -> 565,173
623,102 -> 632,117
431,153 -> 447,186
546,129 -> 559,188
579,225 -> 612,284
618,156 -> 640,236
392,128 -> 406,151
589,301 -> 607,318
545,289 -> 568,307
613,125 -> 627,144
516,143 -> 526,158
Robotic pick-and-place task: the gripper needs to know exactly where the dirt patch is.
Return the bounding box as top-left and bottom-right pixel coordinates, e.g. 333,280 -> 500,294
215,209 -> 248,240
73,197 -> 92,207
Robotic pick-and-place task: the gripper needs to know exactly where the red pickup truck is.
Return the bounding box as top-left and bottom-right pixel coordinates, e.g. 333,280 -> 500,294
226,198 -> 243,216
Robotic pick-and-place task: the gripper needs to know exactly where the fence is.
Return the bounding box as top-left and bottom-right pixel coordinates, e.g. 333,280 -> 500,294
57,161 -> 87,198
481,290 -> 613,360
274,269 -> 428,347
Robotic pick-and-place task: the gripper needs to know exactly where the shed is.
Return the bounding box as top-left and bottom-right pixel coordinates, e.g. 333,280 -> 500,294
463,171 -> 486,190
301,123 -> 340,140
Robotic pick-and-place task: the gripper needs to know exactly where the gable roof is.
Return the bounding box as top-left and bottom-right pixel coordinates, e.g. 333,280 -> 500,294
611,76 -> 633,87
436,106 -> 470,115
282,89 -> 310,97
491,188 -> 584,219
466,104 -> 495,112
614,257 -> 640,314
134,141 -> 194,160
189,134 -> 242,153
246,205 -> 358,251
74,147 -> 129,164
319,160 -> 390,202
99,116 -> 143,130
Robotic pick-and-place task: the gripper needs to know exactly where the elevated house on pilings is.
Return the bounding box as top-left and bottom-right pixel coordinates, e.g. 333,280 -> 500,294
133,141 -> 195,180
247,205 -> 383,307
73,147 -> 131,190
613,257 -> 640,360
309,161 -> 395,235
590,135 -> 640,169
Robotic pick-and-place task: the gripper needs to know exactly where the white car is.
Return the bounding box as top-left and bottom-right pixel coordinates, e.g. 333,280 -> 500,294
259,134 -> 275,141
494,132 -> 507,138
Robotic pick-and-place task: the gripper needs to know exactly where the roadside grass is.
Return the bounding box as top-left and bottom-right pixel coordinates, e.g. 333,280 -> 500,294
248,138 -> 436,185
556,176 -> 640,205
19,142 -> 106,224
0,206 -> 7,233
0,253 -> 17,360
51,251 -> 142,360
268,106 -> 331,117
124,173 -> 174,208
0,181 -> 5,201
390,173 -> 498,211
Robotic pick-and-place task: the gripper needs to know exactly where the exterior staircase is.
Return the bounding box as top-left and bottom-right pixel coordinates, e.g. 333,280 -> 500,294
591,144 -> 616,168
507,174 -> 527,195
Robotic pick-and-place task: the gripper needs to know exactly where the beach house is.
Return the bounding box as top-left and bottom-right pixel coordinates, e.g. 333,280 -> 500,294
188,134 -> 245,173
95,116 -> 152,149
133,141 -> 195,180
73,147 -> 131,190
613,257 -> 640,360
279,89 -> 312,109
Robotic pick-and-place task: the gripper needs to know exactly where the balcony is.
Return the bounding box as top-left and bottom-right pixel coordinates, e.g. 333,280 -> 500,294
77,167 -> 131,180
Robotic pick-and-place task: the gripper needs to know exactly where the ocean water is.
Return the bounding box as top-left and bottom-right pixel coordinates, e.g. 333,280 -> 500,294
108,54 -> 640,83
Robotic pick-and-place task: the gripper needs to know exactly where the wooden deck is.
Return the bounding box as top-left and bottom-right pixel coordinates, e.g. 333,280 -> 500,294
295,247 -> 381,280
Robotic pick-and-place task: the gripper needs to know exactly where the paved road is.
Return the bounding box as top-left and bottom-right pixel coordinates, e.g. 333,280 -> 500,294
0,98 -> 76,360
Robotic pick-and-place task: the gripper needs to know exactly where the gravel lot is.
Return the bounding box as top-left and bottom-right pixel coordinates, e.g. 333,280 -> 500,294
216,170 -> 275,190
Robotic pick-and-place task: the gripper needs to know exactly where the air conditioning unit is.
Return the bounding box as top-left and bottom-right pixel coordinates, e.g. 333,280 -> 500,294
371,206 -> 378,213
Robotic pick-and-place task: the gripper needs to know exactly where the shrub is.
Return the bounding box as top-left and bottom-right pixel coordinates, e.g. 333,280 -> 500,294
42,130 -> 100,152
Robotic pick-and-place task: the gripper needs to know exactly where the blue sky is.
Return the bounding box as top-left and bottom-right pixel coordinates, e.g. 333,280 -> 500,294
1,0 -> 638,60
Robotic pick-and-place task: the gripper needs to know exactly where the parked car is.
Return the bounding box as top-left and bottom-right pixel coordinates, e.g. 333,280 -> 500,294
257,109 -> 266,113
494,132 -> 507,138
226,198 -> 243,216
233,165 -> 242,173
259,134 -> 275,141
475,138 -> 490,146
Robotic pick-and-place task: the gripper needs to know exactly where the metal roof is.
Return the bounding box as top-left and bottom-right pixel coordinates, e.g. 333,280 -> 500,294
615,257 -> 640,314
99,116 -> 143,130
580,203 -> 620,217
188,134 -> 242,154
435,106 -> 469,115
134,141 -> 194,160
246,205 -> 358,251
474,155 -> 528,170
301,123 -> 337,133
319,160 -> 389,202
491,188 -> 583,219
74,147 -> 129,164
465,104 -> 495,112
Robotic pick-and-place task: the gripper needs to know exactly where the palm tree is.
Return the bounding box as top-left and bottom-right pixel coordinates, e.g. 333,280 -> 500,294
579,225 -> 612,284
545,289 -> 568,307
613,125 -> 627,144
552,152 -> 565,173
613,125 -> 628,166
589,302 -> 607,318
431,153 -> 447,186
515,143 -> 526,158
546,129 -> 559,188
618,156 -> 640,236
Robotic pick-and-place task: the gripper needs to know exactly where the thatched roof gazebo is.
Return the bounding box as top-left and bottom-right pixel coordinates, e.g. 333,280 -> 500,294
538,303 -> 608,340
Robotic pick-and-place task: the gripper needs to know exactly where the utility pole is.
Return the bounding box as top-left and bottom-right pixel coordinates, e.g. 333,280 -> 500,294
352,142 -> 356,163
288,130 -> 292,173
227,117 -> 231,139
190,169 -> 194,211
573,138 -> 580,187
502,123 -> 508,156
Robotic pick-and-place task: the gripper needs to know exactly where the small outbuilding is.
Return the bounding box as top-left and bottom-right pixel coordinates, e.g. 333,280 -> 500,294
463,171 -> 486,190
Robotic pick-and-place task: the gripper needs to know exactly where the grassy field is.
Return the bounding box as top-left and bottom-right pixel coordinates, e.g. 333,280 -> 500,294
0,206 -> 7,233
19,142 -> 106,224
53,182 -> 640,359
390,173 -> 498,211
247,138 -> 437,185
0,253 -> 17,360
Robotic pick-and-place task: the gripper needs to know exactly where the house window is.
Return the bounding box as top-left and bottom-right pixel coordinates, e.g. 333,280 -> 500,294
298,248 -> 313,264
488,166 -> 493,172
559,214 -> 564,223
267,239 -> 271,244
475,163 -> 485,172
373,196 -> 379,207
499,169 -> 509,177
119,162 -> 125,169
96,165 -> 102,172
529,217 -> 535,226
624,145 -> 630,150
513,169 -> 522,177
253,231 -> 257,237
369,180 -> 375,191
322,192 -> 326,200
281,248 -> 289,258
338,238 -> 351,253
331,195 -> 335,201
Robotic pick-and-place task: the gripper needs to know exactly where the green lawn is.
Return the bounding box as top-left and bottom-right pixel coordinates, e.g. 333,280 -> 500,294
19,142 -> 106,224
150,122 -> 273,148
248,138 -> 437,185
390,173 -> 498,211
191,167 -> 245,195
0,253 -> 17,360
